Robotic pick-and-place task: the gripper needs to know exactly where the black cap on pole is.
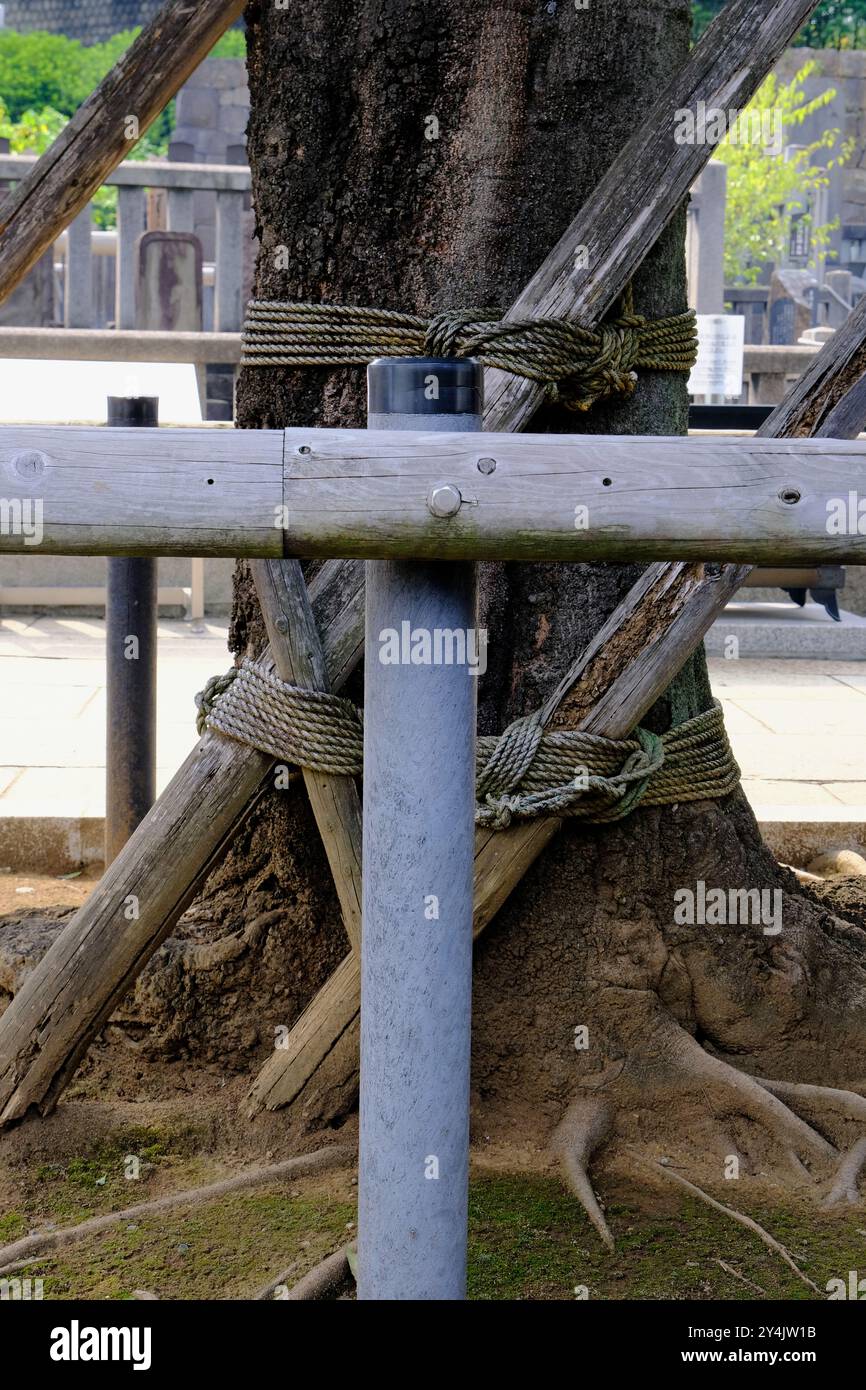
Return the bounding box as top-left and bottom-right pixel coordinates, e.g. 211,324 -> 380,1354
367,357 -> 483,417
106,396 -> 159,428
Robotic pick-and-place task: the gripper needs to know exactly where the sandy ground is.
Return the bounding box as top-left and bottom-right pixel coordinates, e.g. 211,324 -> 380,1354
0,866 -> 99,915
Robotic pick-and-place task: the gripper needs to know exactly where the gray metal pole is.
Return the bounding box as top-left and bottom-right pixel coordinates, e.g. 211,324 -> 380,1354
358,357 -> 482,1301
105,395 -> 159,865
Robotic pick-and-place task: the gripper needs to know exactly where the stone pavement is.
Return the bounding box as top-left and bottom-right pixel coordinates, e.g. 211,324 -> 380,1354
0,615 -> 231,872
0,616 -> 863,872
707,655 -> 866,866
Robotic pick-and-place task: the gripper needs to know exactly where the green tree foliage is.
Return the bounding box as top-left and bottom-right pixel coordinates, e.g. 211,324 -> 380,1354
0,26 -> 246,227
0,30 -> 139,120
694,1 -> 866,47
715,63 -> 851,283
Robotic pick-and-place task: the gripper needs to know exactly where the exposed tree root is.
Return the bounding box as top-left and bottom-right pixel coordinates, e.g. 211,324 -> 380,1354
551,1096 -> 614,1249
778,864 -> 823,886
272,1245 -> 354,1300
171,909 -> 283,972
0,1144 -> 354,1269
753,1079 -> 866,1203
650,1161 -> 821,1294
715,1258 -> 765,1295
822,1138 -> 866,1209
0,1254 -> 56,1278
664,1029 -> 836,1168
755,1077 -> 866,1128
252,1260 -> 300,1300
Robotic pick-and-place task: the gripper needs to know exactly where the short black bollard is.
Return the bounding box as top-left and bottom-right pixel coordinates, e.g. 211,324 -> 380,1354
104,395 -> 159,865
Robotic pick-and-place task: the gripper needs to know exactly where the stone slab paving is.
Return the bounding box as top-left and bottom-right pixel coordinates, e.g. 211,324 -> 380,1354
0,619 -> 863,871
0,615 -> 231,870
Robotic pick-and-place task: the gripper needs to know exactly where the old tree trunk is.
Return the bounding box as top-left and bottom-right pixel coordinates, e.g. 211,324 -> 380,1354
151,0 -> 866,1214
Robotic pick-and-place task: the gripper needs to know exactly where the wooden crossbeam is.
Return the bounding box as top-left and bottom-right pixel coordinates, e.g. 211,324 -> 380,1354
0,0 -> 248,306
282,430 -> 866,563
0,426 -> 283,557
2,427 -> 866,563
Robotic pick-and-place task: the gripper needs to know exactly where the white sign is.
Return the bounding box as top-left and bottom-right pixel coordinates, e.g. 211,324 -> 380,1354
688,314 -> 745,398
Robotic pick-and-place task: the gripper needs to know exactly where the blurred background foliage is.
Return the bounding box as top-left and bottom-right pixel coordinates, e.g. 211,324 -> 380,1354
0,27 -> 246,226
694,0 -> 866,47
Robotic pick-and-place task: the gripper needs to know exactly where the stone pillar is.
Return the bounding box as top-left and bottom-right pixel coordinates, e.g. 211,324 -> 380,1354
687,161 -> 727,314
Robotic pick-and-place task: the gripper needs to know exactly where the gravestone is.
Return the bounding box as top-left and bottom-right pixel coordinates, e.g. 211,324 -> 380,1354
769,296 -> 796,344
769,268 -> 813,344
686,161 -> 727,314
135,231 -> 202,333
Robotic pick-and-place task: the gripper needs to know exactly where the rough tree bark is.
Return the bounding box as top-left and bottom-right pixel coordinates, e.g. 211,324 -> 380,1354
82,0 -> 865,1218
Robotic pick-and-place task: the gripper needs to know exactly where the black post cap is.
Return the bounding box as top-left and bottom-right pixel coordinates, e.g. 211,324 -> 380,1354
106,396 -> 159,427
367,357 -> 483,416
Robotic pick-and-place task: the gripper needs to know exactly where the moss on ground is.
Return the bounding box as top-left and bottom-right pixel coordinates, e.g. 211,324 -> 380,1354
467,1174 -> 866,1301
11,1123 -> 208,1227
43,1188 -> 357,1300
4,1161 -> 865,1300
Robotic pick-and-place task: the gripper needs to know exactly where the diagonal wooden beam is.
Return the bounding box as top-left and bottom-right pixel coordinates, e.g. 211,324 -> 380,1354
250,560 -> 362,951
483,0 -> 823,431
0,0 -> 247,306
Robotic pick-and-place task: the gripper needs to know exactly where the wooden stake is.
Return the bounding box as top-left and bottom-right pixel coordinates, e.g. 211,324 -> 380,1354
250,560 -> 362,951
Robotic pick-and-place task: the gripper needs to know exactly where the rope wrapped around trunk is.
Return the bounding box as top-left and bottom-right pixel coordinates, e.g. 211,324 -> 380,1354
240,292 -> 698,412
196,659 -> 740,831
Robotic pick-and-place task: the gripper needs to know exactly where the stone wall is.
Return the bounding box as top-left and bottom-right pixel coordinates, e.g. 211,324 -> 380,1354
0,1 -> 165,44
171,59 -> 250,265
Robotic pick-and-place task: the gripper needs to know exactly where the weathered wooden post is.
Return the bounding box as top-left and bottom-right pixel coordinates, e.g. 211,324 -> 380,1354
358,357 -> 482,1300
104,395 -> 159,865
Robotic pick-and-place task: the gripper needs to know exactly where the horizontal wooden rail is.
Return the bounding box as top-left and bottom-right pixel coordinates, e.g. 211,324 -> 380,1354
0,328 -> 241,364
0,155 -> 251,193
0,426 -> 282,557
282,428 -> 866,564
2,426 -> 866,561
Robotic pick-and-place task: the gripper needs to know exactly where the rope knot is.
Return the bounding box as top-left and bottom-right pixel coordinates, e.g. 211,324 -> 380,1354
241,297 -> 698,414
481,794 -> 523,830
195,666 -> 238,736
476,712 -> 545,800
424,309 -> 490,358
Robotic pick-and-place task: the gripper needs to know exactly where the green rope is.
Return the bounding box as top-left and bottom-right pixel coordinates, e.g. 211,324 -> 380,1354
240,290 -> 698,413
195,660 -> 740,831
